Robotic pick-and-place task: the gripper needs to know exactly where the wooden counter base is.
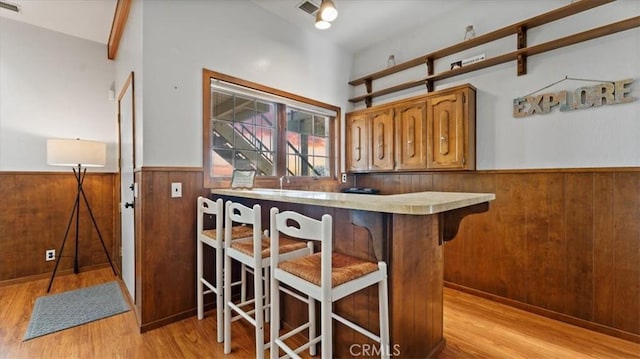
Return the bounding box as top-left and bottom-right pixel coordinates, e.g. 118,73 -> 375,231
212,189 -> 493,358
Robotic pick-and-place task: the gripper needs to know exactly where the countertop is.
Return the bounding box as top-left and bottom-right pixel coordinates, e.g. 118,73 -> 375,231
211,188 -> 495,215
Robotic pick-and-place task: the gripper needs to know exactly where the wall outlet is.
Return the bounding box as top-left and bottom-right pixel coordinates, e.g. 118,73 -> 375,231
171,182 -> 182,198
46,249 -> 55,261
341,173 -> 347,183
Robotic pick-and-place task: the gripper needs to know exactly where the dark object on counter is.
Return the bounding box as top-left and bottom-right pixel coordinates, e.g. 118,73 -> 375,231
341,187 -> 379,194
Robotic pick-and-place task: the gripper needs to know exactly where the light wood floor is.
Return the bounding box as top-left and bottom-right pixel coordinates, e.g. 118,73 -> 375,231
1,268 -> 638,358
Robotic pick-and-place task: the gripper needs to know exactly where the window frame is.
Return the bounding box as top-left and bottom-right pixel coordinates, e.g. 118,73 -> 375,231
202,69 -> 341,189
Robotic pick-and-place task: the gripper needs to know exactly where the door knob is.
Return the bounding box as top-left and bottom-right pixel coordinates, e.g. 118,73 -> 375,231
129,184 -> 134,191
125,202 -> 134,209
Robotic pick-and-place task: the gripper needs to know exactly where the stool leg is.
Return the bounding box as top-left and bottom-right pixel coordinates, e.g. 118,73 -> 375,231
270,276 -> 281,359
196,239 -> 204,320
379,277 -> 390,359
216,246 -> 224,343
308,295 -> 316,356
321,299 -> 332,358
241,263 -> 247,302
254,263 -> 264,359
264,267 -> 270,323
224,249 -> 232,354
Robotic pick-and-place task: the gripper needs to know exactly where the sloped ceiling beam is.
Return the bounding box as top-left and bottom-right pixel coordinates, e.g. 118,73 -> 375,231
108,0 -> 131,60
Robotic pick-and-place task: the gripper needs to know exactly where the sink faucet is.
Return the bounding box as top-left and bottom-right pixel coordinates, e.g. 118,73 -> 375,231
279,175 -> 290,190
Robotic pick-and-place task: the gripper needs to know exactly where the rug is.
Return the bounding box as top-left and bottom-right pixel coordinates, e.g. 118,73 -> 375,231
24,281 -> 129,340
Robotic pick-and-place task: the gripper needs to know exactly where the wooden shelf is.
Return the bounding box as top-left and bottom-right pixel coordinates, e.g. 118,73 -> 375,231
348,0 -> 640,105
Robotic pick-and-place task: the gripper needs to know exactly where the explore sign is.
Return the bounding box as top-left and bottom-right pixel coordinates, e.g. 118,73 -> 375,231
513,79 -> 635,117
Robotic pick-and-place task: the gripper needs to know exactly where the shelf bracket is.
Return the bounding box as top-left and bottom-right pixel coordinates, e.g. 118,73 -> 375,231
426,58 -> 434,92
365,79 -> 373,107
517,26 -> 528,76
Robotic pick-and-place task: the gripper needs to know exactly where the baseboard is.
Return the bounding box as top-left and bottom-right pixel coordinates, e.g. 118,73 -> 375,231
444,281 -> 640,344
140,309 -> 196,334
0,263 -> 113,288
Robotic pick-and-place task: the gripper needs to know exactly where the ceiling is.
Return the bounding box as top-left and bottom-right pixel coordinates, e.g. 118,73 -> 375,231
0,0 -> 472,52
252,0 -> 472,53
0,0 -> 117,44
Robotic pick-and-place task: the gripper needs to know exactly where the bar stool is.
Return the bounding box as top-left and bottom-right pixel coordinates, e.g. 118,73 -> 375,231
269,208 -> 391,359
196,196 -> 253,343
223,201 -> 312,359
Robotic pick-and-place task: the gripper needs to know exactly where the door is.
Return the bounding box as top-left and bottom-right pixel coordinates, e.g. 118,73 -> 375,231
369,108 -> 395,171
345,114 -> 369,172
118,72 -> 136,301
427,89 -> 466,169
395,100 -> 427,170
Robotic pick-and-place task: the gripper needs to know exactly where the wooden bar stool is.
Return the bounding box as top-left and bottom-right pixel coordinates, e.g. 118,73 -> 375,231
223,201 -> 312,359
269,208 -> 391,359
196,196 -> 253,343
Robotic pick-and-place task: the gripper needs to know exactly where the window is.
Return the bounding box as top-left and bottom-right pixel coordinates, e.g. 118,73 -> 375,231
286,109 -> 330,176
203,70 -> 340,188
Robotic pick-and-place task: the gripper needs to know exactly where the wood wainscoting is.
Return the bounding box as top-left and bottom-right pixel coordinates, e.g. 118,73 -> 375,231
353,168 -> 640,342
0,171 -> 117,285
134,167 -> 211,332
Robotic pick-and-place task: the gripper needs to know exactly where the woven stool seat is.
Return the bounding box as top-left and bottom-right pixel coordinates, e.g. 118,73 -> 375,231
231,235 -> 307,258
202,225 -> 253,241
279,252 -> 378,288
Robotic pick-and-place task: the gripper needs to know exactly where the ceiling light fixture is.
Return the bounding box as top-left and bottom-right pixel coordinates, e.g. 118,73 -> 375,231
315,11 -> 331,30
318,0 -> 338,22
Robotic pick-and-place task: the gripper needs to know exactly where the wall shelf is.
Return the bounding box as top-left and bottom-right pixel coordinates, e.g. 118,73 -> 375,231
348,0 -> 639,107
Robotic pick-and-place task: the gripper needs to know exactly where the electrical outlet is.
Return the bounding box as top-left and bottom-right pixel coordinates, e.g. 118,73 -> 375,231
341,173 -> 347,183
171,182 -> 182,198
46,249 -> 55,261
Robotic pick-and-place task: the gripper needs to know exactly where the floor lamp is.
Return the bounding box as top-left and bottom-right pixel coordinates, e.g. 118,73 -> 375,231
46,138 -> 117,292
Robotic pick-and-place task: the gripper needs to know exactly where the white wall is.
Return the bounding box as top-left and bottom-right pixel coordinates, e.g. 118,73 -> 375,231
0,18 -> 117,172
114,0 -> 144,169
351,0 -> 640,170
139,0 -> 352,167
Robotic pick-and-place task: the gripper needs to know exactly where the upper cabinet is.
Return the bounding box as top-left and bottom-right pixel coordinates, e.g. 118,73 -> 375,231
345,84 -> 476,173
345,113 -> 369,172
426,86 -> 475,170
395,99 -> 427,170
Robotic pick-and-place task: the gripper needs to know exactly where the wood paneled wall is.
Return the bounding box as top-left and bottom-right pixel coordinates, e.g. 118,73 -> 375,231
135,167 -> 211,332
0,172 -> 116,285
354,169 -> 640,342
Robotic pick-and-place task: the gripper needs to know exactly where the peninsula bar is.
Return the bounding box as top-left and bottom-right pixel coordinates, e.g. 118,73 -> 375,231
211,188 -> 495,358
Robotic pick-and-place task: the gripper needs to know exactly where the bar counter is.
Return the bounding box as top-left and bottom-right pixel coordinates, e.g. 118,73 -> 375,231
211,188 -> 495,358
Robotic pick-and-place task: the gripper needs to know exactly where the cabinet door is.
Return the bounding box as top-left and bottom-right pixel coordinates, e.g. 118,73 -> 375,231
345,114 -> 368,172
395,101 -> 427,170
427,87 -> 475,169
370,109 -> 395,171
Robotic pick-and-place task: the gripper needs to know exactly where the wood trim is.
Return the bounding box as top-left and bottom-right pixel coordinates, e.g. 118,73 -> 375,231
349,0 -> 614,86
202,69 -> 342,188
348,4 -> 639,104
445,282 -> 640,343
107,0 -> 132,60
204,69 -> 340,113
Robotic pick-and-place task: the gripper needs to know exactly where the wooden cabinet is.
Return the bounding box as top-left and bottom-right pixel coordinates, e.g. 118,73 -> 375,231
395,100 -> 427,170
370,108 -> 395,170
345,108 -> 394,172
345,84 -> 476,173
345,114 -> 368,172
427,86 -> 476,170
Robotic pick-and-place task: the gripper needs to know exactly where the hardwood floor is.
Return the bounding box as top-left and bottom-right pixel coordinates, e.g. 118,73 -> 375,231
1,268 -> 638,358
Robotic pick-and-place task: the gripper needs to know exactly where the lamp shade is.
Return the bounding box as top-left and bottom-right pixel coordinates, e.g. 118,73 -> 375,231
47,138 -> 106,167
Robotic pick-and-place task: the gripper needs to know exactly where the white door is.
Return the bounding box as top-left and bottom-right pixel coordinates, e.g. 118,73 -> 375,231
118,73 -> 136,301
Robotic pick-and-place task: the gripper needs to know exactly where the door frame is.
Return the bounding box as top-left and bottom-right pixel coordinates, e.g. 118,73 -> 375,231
117,71 -> 136,299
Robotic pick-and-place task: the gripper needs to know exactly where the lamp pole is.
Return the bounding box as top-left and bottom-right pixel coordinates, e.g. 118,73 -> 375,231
46,165 -> 117,292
